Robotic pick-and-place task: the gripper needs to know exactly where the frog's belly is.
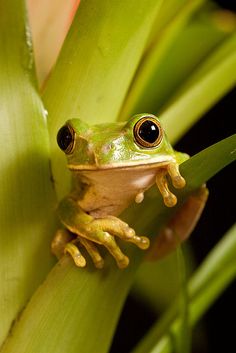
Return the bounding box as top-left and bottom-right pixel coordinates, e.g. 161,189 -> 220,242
76,168 -> 158,218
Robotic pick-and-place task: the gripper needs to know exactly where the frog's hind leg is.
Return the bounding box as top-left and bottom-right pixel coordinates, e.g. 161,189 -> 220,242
51,228 -> 74,259
57,196 -> 151,268
148,185 -> 209,260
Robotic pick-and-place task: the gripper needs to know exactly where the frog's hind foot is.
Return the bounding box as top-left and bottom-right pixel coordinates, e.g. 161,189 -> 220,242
51,229 -> 104,269
51,228 -> 73,259
148,185 -> 209,260
66,234 -> 128,269
85,216 -> 149,268
79,238 -> 104,269
56,197 -> 150,269
64,242 -> 87,267
65,239 -> 105,269
90,216 -> 150,250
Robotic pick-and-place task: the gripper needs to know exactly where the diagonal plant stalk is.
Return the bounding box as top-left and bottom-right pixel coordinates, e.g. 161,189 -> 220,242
0,0 -> 57,346
119,0 -> 208,120
132,223 -> 236,353
146,0 -> 192,46
147,7 -> 233,115
161,33 -> 236,143
1,135 -> 235,353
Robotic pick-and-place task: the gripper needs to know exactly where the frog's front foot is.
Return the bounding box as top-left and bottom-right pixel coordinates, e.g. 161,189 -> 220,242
156,162 -> 186,207
54,198 -> 150,269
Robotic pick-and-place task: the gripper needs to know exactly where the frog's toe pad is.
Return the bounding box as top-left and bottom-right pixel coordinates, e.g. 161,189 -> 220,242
137,236 -> 150,250
117,255 -> 130,269
64,243 -> 87,267
74,255 -> 87,268
79,238 -> 104,269
94,258 -> 105,269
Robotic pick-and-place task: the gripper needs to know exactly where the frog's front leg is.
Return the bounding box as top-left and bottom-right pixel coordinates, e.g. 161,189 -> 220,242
53,196 -> 150,269
156,162 -> 186,207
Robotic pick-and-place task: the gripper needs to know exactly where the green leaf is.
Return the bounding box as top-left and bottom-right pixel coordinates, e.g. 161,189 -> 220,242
175,248 -> 191,353
131,245 -> 195,312
147,0 -> 191,44
42,0 -> 163,198
0,0 -> 56,346
119,0 -> 209,120
132,253 -> 182,311
132,223 -> 236,353
161,33 -> 236,143
1,136 -> 235,353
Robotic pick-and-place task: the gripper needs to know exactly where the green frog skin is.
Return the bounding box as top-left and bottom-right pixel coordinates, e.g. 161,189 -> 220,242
51,114 -> 207,269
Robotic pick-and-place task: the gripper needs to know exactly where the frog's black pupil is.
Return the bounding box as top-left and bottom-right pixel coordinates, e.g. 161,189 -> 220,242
139,120 -> 159,143
57,126 -> 73,151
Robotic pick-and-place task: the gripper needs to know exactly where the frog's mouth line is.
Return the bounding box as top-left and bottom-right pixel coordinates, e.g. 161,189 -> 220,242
67,155 -> 175,171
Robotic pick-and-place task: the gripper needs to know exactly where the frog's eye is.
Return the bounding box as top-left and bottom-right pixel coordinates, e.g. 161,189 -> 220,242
133,116 -> 163,148
57,125 -> 75,154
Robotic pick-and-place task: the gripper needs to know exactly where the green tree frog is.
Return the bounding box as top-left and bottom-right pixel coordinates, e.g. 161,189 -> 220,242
52,114 -> 207,269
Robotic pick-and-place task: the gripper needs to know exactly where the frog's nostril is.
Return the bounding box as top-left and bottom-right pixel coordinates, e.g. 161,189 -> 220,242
87,142 -> 94,154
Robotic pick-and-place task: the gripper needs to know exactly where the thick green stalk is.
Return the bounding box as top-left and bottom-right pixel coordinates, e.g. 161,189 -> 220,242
0,0 -> 56,346
132,224 -> 236,353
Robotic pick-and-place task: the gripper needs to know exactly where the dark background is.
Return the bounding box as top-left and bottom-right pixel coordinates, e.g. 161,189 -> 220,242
110,1 -> 236,352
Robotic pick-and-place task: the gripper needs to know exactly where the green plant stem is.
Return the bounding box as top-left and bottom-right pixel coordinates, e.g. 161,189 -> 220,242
132,224 -> 236,353
176,247 -> 191,353
0,0 -> 56,346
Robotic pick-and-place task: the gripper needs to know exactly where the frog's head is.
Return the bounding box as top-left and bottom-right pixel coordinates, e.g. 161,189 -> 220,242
56,114 -> 184,170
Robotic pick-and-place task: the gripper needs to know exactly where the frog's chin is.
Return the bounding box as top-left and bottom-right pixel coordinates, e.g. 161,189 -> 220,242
68,155 -> 175,171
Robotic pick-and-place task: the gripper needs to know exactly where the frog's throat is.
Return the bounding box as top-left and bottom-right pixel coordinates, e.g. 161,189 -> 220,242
67,156 -> 175,171
68,157 -> 186,210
